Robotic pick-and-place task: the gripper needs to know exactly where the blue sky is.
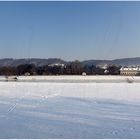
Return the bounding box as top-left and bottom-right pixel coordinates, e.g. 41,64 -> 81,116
0,1 -> 140,60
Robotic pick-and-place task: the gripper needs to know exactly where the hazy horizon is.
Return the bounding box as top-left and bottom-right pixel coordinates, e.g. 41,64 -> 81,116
1,56 -> 140,62
0,1 -> 140,60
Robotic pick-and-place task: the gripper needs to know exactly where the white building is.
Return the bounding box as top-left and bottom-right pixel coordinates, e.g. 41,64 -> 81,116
97,63 -> 108,69
120,66 -> 140,76
48,63 -> 65,67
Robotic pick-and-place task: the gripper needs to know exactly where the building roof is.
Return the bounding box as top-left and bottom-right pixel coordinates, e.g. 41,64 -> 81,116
120,66 -> 140,71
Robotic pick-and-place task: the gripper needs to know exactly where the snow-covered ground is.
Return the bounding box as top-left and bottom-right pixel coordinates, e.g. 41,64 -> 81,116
0,78 -> 140,138
1,75 -> 140,83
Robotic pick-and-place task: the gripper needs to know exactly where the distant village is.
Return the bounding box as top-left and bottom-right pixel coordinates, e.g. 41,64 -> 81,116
0,60 -> 140,76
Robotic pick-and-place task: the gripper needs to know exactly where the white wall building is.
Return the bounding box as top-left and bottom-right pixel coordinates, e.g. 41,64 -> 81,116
120,66 -> 140,76
48,63 -> 65,67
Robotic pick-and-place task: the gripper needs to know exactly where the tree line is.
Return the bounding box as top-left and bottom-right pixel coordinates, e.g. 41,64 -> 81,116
0,60 -> 121,76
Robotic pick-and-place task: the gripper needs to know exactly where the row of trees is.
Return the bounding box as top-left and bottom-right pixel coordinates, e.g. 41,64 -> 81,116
0,61 -> 121,76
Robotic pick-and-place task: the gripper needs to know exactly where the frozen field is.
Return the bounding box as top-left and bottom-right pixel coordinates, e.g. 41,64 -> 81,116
1,75 -> 140,83
0,78 -> 140,138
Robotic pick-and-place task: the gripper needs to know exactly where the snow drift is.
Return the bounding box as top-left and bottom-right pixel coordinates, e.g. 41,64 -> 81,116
0,78 -> 140,138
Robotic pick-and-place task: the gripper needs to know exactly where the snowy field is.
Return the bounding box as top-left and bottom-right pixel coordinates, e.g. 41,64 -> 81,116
0,76 -> 140,138
1,75 -> 140,83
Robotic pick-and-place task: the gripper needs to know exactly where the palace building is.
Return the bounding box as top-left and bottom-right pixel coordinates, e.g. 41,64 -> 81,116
120,66 -> 140,76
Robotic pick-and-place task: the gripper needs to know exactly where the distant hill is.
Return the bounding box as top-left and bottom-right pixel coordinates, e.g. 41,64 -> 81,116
84,57 -> 140,66
82,57 -> 140,66
111,57 -> 140,66
0,58 -> 67,67
0,57 -> 140,67
82,60 -> 111,66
